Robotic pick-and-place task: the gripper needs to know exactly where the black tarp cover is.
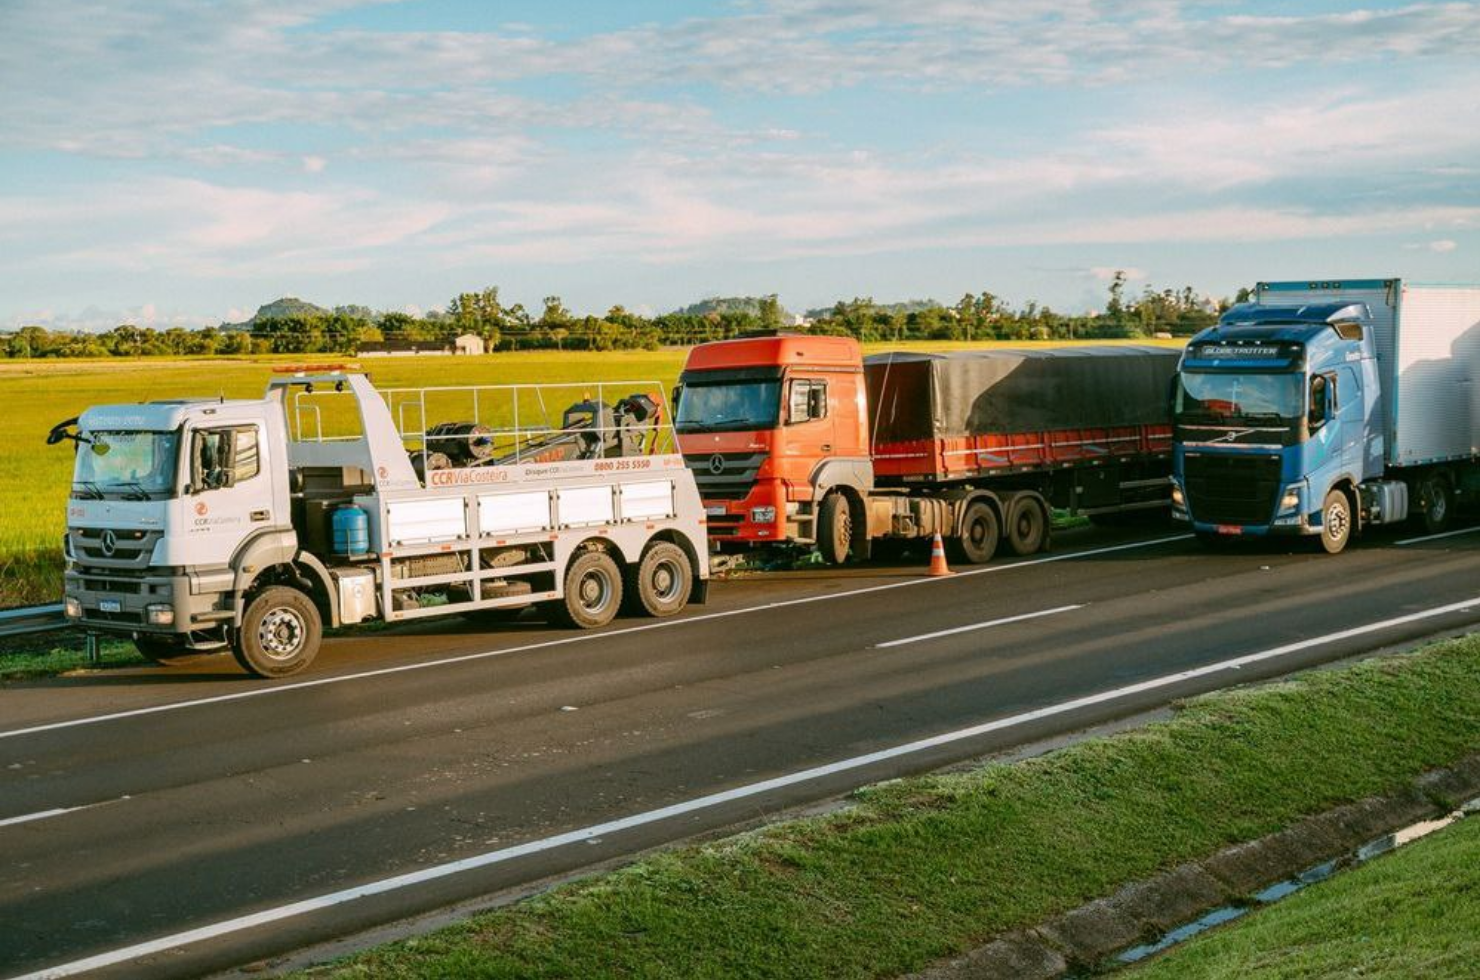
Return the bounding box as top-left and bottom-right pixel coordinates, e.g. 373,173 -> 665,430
864,346 -> 1181,442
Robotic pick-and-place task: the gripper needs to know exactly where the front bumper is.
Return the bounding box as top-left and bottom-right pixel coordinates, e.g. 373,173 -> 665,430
702,480 -> 793,544
63,566 -> 230,635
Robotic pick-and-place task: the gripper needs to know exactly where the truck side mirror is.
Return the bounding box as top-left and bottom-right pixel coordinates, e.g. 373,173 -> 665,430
1308,375 -> 1328,428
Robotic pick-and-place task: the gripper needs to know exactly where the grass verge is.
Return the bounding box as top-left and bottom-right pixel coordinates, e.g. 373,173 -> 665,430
297,633 -> 1480,979
1131,812 -> 1480,979
0,636 -> 144,681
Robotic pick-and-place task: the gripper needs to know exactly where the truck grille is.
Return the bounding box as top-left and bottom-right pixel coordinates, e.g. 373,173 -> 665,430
1183,453 -> 1282,525
683,453 -> 767,501
69,528 -> 162,569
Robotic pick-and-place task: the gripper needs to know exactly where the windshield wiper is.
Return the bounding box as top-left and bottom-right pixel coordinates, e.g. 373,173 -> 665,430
678,417 -> 758,432
117,482 -> 153,501
71,481 -> 105,500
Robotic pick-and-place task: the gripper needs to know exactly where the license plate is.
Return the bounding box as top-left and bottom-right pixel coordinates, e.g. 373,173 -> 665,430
705,505 -> 726,517
99,599 -> 122,613
1215,524 -> 1243,536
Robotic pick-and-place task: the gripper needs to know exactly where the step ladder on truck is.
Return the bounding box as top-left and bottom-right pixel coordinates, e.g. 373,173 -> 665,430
52,370 -> 710,677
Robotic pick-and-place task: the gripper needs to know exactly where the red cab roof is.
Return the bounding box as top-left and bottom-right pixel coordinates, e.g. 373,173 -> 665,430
682,334 -> 862,372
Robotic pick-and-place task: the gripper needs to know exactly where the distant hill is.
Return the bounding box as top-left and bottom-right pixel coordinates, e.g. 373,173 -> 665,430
805,299 -> 942,319
221,297 -> 330,330
677,296 -> 792,319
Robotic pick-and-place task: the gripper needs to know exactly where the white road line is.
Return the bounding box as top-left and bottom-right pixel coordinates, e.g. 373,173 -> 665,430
0,799 -> 115,830
11,592 -> 1477,980
0,534 -> 1192,742
1395,525 -> 1480,546
877,605 -> 1083,648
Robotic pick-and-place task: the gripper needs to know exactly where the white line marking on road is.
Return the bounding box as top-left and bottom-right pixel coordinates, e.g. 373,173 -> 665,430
1395,525 -> 1480,546
0,535 -> 1192,742
11,592 -> 1477,980
877,605 -> 1084,648
0,799 -> 116,830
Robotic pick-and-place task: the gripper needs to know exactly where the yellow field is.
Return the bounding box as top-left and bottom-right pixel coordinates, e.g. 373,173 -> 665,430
0,339 -> 1183,606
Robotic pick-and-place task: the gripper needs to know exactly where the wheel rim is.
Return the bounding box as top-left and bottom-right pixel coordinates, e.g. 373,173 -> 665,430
577,569 -> 614,615
650,558 -> 684,604
1015,509 -> 1039,542
835,508 -> 851,554
1326,500 -> 1348,542
1428,484 -> 1448,522
969,517 -> 989,547
257,607 -> 306,661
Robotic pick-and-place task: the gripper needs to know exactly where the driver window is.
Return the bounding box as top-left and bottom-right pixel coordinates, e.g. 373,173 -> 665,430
1308,375 -> 1328,429
192,426 -> 260,490
788,379 -> 827,424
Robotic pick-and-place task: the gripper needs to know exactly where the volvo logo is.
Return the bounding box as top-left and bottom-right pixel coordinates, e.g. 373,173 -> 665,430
99,529 -> 117,556
708,454 -> 726,475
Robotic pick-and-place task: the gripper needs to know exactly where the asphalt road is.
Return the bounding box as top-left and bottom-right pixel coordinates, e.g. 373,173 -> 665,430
3,522 -> 1479,979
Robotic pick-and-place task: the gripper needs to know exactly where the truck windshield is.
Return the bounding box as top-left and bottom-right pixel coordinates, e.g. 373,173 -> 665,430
675,381 -> 782,432
72,430 -> 181,500
1175,372 -> 1303,424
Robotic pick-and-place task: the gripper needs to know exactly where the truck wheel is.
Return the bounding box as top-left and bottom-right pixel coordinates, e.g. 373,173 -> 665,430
951,501 -> 1000,565
1319,489 -> 1352,555
817,493 -> 853,565
626,542 -> 692,617
1005,494 -> 1049,556
545,551 -> 623,629
232,586 -> 322,678
133,635 -> 205,667
1417,474 -> 1453,534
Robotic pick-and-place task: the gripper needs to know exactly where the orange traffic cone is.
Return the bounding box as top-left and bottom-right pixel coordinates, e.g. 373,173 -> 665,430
928,532 -> 953,577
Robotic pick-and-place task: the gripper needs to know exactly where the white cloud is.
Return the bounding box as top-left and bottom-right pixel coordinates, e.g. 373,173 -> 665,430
302,155 -> 328,174
1406,238 -> 1459,252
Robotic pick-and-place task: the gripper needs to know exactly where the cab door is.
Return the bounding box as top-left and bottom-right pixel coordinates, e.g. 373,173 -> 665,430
1335,366 -> 1362,476
179,423 -> 273,566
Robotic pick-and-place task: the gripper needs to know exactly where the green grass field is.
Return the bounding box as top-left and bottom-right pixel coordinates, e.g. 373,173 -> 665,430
0,339 -> 1183,606
1133,813 -> 1479,979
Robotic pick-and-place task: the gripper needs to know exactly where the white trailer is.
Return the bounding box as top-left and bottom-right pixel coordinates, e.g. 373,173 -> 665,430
54,371 -> 710,677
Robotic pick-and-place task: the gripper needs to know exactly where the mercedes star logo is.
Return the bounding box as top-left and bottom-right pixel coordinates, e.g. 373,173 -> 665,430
99,529 -> 117,556
708,454 -> 726,475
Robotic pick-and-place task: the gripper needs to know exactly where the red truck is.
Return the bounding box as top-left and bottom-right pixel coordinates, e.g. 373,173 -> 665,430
674,335 -> 1180,564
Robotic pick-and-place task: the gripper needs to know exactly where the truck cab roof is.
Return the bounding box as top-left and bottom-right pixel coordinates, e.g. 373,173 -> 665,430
78,398 -> 267,431
682,334 -> 861,372
1202,301 -> 1370,344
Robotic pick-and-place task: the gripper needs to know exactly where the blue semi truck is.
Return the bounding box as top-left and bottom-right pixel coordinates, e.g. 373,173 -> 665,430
1172,279 -> 1480,553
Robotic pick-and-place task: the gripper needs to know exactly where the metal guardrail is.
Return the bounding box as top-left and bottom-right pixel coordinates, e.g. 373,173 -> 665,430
0,603 -> 70,639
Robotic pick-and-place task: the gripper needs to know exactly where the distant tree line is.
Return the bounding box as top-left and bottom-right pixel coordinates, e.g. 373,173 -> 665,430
2,274 -> 1229,358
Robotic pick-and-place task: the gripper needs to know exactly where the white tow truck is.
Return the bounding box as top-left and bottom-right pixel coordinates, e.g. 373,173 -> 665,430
51,370 -> 710,677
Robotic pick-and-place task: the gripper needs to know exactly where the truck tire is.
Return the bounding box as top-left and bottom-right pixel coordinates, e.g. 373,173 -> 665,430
1319,489 -> 1352,555
625,542 -> 692,617
817,492 -> 854,565
544,550 -> 623,629
1417,474 -> 1453,534
133,635 -> 207,667
232,586 -> 322,678
1005,494 -> 1049,556
951,500 -> 1000,565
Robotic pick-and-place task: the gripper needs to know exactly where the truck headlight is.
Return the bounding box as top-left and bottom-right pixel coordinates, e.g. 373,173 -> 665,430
145,603 -> 175,626
1278,485 -> 1302,515
64,596 -> 82,619
750,506 -> 777,524
1170,483 -> 1185,507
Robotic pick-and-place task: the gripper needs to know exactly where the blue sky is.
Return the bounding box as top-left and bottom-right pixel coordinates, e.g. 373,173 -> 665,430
2,0 -> 1479,330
